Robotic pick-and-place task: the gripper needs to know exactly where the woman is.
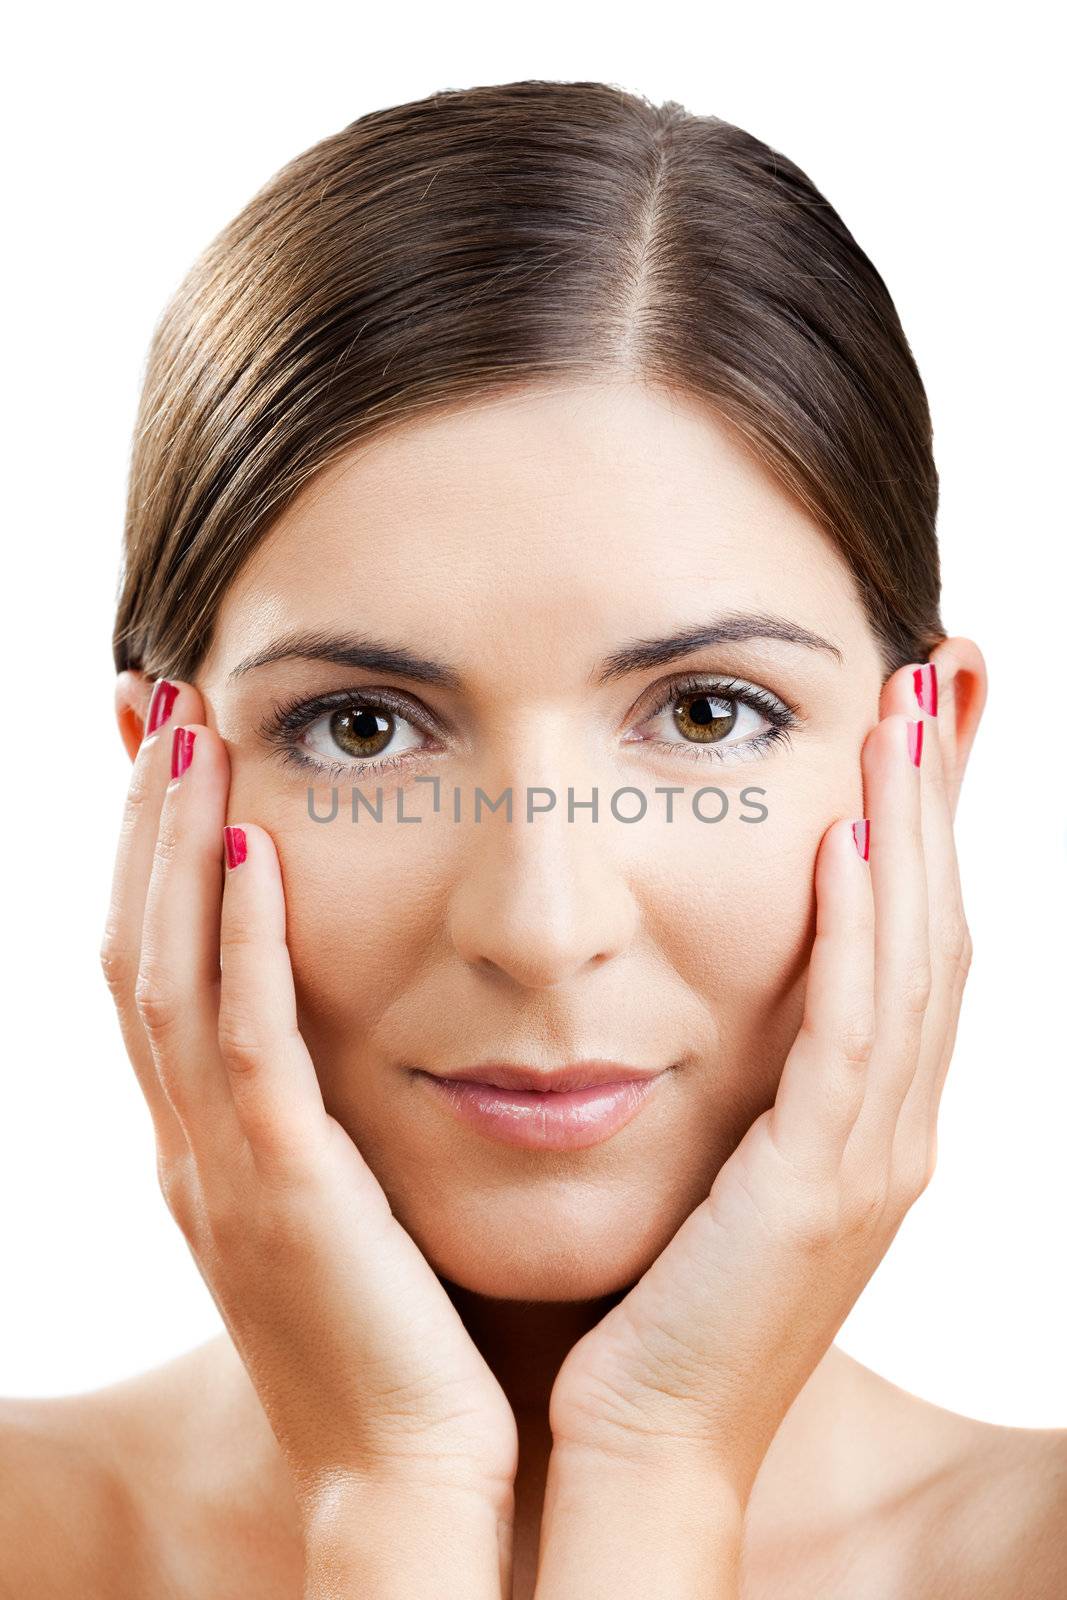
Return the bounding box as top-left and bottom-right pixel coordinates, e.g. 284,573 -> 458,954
2,78 -> 1063,1599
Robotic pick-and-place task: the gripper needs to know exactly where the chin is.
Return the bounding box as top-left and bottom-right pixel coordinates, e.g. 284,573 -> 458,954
391,1185 -> 688,1302
426,1247 -> 637,1303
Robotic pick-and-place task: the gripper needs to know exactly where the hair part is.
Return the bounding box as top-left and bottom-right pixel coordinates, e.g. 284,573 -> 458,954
112,78 -> 945,683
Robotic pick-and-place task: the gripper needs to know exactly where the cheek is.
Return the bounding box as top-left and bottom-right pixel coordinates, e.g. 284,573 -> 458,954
275,814 -> 445,1052
234,787 -> 837,1299
649,798 -> 816,987
270,783 -> 826,1067
642,800 -> 821,1105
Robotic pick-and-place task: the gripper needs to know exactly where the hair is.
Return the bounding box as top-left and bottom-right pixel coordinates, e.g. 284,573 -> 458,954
112,78 -> 945,682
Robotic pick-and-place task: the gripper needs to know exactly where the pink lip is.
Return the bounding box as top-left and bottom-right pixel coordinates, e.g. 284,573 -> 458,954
425,1059 -> 666,1093
415,1071 -> 669,1150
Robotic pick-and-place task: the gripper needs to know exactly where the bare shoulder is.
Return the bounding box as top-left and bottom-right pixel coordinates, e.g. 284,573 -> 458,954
852,1409 -> 1067,1600
744,1351 -> 1067,1600
748,1416 -> 1067,1600
0,1342 -> 305,1600
930,1416 -> 1067,1599
0,1392 -> 145,1600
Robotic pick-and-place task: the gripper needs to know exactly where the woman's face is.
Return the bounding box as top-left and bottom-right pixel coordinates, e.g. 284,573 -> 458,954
194,379 -> 884,1301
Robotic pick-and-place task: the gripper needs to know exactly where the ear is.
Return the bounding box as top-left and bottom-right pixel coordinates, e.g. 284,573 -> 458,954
114,669 -> 154,763
879,636 -> 988,821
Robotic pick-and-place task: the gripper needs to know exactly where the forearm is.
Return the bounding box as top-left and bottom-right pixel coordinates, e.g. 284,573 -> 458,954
301,1476 -> 514,1600
532,1445 -> 744,1600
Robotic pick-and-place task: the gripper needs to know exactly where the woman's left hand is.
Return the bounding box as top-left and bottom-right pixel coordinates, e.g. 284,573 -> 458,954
546,669 -> 972,1506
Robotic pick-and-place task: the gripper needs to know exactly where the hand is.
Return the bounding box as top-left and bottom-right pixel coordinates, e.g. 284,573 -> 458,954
100,676 -> 519,1525
545,665 -> 972,1505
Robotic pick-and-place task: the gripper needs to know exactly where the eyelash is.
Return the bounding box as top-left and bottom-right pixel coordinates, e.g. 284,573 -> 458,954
634,673 -> 800,766
259,674 -> 802,781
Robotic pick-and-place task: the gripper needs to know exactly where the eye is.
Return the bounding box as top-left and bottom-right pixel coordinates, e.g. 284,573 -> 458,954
259,672 -> 801,780
303,703 -> 423,767
626,674 -> 798,765
260,688 -> 442,778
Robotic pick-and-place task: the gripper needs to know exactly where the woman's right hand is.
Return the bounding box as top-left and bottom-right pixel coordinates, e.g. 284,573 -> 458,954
99,676 -> 519,1526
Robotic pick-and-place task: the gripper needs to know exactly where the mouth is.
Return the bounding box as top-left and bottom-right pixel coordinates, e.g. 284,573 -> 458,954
422,1059 -> 668,1093
412,1060 -> 673,1150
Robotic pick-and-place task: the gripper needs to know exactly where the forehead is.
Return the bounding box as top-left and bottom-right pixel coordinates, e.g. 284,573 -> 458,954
205,381 -> 867,682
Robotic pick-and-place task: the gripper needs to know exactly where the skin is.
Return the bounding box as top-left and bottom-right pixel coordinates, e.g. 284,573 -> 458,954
2,378 -> 1065,1597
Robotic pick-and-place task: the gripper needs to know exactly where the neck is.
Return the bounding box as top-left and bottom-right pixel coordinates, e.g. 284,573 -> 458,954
200,1297 -> 866,1538
438,1276 -> 631,1417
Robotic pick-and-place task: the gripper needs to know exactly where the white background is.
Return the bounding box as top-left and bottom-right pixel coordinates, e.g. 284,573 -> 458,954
3,1 -> 1064,1425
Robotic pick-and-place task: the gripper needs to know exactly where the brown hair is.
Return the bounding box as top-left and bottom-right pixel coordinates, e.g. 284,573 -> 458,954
112,78 -> 945,682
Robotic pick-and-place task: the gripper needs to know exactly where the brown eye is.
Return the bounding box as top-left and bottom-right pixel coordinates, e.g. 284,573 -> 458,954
329,706 -> 394,759
629,677 -> 787,763
300,699 -> 428,768
672,693 -> 738,744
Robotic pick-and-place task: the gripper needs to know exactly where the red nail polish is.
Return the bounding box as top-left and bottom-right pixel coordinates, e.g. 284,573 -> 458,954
852,818 -> 870,860
224,825 -> 247,870
907,719 -> 924,767
171,726 -> 196,780
913,663 -> 938,716
146,678 -> 178,737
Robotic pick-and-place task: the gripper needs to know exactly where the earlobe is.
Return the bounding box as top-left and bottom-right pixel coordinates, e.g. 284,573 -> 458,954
926,636 -> 989,818
114,669 -> 153,763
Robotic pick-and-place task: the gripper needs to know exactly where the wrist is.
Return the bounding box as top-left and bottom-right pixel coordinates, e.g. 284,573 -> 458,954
301,1473 -> 514,1600
534,1443 -> 744,1600
548,1424 -> 759,1511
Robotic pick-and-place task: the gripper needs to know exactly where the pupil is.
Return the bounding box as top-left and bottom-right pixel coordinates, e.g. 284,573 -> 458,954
676,694 -> 735,742
331,707 -> 392,756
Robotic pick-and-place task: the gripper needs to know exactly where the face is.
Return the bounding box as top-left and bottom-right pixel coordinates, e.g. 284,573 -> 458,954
192,379 -> 884,1301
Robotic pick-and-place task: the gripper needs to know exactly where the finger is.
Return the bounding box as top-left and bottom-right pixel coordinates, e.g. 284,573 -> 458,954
100,676 -> 205,1165
844,712 -> 930,1175
217,821 -> 333,1183
135,720 -> 246,1168
928,934 -> 972,1121
769,814 -> 875,1182
893,663 -> 972,1177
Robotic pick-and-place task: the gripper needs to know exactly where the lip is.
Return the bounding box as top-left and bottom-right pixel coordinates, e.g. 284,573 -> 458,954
425,1059 -> 666,1093
413,1061 -> 671,1150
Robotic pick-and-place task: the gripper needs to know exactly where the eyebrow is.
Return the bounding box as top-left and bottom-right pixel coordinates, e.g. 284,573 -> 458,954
229,629 -> 465,689
592,611 -> 843,684
228,611 -> 843,689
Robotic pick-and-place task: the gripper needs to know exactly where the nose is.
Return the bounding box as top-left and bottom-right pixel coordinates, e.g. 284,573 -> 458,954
445,797 -> 640,989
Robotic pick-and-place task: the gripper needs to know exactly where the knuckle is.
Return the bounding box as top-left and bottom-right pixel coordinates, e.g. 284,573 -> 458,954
900,1138 -> 938,1202
153,803 -> 185,858
790,1186 -> 840,1251
133,966 -> 183,1042
958,923 -> 974,974
886,1140 -> 934,1209
889,1165 -> 925,1211
843,1176 -> 889,1233
902,960 -> 932,1015
937,911 -> 969,969
205,1178 -> 284,1256
837,1014 -> 876,1067
99,935 -> 133,998
156,1151 -> 198,1235
216,1010 -> 270,1076
204,1197 -> 243,1253
923,1136 -> 939,1190
219,919 -> 262,955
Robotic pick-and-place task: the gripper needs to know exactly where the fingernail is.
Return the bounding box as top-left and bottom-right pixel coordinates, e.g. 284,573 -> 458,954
913,662 -> 938,716
224,825 -> 247,870
907,719 -> 924,768
146,678 -> 178,737
852,818 -> 870,860
171,726 -> 196,780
